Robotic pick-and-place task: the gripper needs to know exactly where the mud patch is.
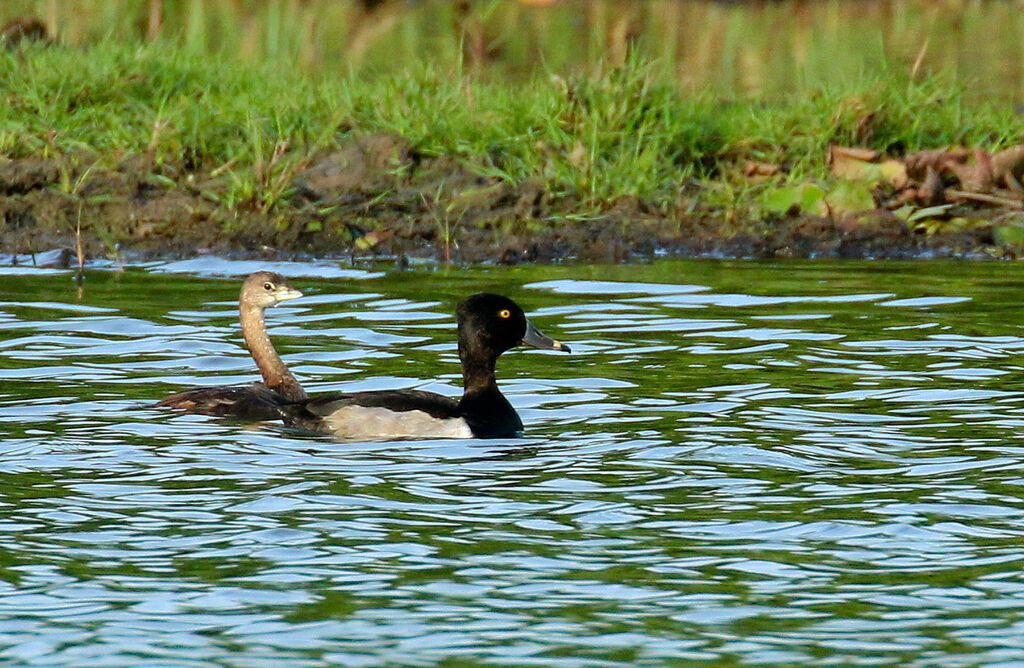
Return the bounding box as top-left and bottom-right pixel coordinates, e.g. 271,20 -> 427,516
0,158 -> 60,195
0,133 -> 1014,265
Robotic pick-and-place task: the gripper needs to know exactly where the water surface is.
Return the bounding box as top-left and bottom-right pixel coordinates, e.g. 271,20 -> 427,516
1,259 -> 1024,665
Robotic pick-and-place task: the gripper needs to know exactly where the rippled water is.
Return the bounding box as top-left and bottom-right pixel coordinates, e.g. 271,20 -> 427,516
3,258 -> 1024,665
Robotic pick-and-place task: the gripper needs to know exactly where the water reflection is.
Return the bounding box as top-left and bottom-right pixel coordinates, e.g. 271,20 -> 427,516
1,259 -> 1024,665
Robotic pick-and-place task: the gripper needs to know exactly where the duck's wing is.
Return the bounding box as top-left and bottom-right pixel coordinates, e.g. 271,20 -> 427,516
157,382 -> 288,421
278,389 -> 461,436
301,389 -> 460,419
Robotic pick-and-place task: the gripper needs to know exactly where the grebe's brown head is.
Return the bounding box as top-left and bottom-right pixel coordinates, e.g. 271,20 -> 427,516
240,271 -> 303,310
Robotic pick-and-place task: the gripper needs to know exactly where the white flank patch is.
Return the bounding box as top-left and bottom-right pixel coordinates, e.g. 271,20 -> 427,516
322,405 -> 474,441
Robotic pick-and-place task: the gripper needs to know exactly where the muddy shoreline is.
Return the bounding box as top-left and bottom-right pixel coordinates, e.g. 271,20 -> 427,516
0,133 -> 1007,266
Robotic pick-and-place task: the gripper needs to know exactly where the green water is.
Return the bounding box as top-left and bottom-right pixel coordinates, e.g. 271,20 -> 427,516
2,258 -> 1024,665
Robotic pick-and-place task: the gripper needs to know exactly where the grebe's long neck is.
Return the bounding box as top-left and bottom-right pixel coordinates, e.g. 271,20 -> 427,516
240,301 -> 307,402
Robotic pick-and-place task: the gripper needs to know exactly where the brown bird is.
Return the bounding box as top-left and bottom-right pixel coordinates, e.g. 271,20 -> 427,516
158,271 -> 306,420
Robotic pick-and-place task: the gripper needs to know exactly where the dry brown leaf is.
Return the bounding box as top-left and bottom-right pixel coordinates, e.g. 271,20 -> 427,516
354,229 -> 393,250
903,148 -> 968,180
828,145 -> 906,187
568,141 -> 586,166
920,166 -> 944,205
949,149 -> 995,192
830,145 -> 878,162
879,159 -> 909,189
989,145 -> 1024,191
743,161 -> 781,177
829,148 -> 874,180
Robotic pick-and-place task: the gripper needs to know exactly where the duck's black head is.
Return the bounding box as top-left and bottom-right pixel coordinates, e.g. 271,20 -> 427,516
456,293 -> 570,366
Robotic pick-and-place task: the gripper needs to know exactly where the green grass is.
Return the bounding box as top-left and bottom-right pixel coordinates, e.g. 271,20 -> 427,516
8,1 -> 1024,102
0,39 -> 1022,224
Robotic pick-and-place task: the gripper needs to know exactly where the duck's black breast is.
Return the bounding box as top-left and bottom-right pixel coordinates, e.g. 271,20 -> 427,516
458,388 -> 523,439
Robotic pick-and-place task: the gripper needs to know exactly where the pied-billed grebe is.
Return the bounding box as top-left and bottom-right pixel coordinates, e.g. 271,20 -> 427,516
158,271 -> 306,420
281,293 -> 570,440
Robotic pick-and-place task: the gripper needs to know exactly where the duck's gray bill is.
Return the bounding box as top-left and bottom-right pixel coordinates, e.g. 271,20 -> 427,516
522,319 -> 571,353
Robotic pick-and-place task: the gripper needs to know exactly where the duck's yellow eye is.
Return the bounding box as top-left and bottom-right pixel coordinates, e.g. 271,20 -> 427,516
498,309 -> 511,319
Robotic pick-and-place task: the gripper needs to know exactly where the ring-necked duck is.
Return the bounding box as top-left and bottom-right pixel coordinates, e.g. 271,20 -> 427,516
158,271 -> 306,420
282,293 -> 570,439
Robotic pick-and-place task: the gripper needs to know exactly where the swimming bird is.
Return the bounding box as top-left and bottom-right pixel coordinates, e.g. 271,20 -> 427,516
282,293 -> 569,440
158,271 -> 306,420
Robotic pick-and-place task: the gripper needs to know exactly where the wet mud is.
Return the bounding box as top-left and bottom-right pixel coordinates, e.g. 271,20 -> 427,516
0,133 -> 1010,266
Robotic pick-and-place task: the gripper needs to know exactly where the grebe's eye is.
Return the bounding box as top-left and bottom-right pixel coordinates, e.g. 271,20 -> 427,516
498,309 -> 511,319
263,282 -> 274,291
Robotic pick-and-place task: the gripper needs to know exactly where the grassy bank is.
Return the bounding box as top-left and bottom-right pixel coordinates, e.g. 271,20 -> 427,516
1,39 -> 1023,261
7,0 -> 1024,102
